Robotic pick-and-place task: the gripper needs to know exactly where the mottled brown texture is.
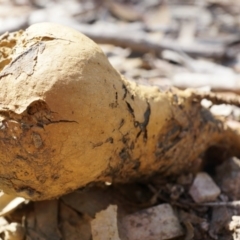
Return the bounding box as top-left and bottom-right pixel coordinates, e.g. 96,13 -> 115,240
0,23 -> 239,200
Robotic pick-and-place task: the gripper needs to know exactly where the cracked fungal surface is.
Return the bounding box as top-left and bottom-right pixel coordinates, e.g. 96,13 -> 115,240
0,30 -> 23,71
0,22 -> 236,200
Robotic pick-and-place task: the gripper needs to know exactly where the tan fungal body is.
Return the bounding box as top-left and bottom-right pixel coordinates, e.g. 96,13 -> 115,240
0,23 -> 238,200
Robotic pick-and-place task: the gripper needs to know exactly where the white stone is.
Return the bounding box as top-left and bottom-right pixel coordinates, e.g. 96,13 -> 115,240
189,172 -> 221,203
91,205 -> 120,240
122,203 -> 183,240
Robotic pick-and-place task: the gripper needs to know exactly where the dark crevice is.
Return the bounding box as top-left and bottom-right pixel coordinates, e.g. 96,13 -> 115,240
40,37 -> 55,41
118,119 -> 125,130
126,101 -> 135,119
91,142 -> 103,148
122,84 -> 128,100
37,36 -> 75,43
142,102 -> 151,129
135,102 -> 151,142
119,148 -> 130,162
106,137 -> 114,144
136,130 -> 142,140
46,120 -> 78,125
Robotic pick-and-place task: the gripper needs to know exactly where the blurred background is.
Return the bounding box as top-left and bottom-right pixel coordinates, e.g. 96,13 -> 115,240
1,0 -> 240,93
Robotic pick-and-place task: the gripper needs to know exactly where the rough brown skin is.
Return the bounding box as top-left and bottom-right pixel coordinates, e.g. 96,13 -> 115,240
0,23 -> 239,200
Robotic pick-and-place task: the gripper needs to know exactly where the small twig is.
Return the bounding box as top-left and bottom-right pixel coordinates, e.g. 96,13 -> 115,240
148,184 -> 240,209
200,201 -> 240,207
71,23 -> 226,59
192,91 -> 240,107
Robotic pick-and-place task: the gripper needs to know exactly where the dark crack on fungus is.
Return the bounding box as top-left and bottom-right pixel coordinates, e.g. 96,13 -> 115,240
126,101 -> 135,119
122,84 -> 128,100
119,148 -> 130,162
106,137 -> 114,144
136,102 -> 151,141
118,119 -> 125,130
91,142 -> 103,148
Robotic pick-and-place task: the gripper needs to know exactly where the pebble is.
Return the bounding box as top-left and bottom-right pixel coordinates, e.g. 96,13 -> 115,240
91,205 -> 121,240
122,203 -> 183,240
189,172 -> 221,203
